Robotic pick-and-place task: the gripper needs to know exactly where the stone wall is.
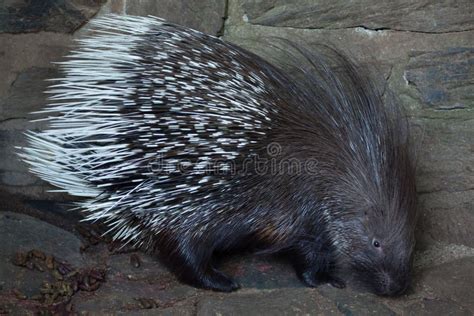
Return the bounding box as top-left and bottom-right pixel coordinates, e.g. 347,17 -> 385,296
0,0 -> 472,256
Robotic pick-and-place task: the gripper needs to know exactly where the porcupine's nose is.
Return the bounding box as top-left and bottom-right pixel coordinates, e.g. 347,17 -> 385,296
377,271 -> 410,296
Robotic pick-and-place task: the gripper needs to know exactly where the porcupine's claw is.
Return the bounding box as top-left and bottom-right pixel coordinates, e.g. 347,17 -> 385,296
200,268 -> 241,292
328,277 -> 346,289
179,264 -> 240,292
159,236 -> 240,292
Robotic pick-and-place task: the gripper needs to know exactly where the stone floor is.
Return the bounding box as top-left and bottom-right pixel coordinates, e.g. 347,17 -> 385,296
0,195 -> 473,315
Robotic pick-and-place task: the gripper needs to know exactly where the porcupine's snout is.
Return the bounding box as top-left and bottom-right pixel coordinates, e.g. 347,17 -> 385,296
350,253 -> 413,297
374,270 -> 411,296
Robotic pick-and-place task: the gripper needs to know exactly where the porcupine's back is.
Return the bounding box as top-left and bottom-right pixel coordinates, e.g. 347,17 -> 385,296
20,15 -> 297,247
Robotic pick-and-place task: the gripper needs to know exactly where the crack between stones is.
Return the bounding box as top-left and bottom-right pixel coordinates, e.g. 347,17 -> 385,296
1,19 -> 92,36
414,116 -> 474,122
417,187 -> 474,195
0,117 -> 27,124
349,25 -> 474,34
8,71 -> 22,89
381,65 -> 394,97
246,22 -> 474,35
217,0 -> 230,37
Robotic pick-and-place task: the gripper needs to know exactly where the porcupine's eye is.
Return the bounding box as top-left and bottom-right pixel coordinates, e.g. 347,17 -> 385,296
372,239 -> 381,248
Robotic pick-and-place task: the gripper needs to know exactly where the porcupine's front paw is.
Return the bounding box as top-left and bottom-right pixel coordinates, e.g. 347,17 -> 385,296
298,269 -> 346,289
291,231 -> 345,289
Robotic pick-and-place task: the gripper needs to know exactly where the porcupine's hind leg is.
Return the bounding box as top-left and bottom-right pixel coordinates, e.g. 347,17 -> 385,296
289,233 -> 346,289
157,234 -> 240,292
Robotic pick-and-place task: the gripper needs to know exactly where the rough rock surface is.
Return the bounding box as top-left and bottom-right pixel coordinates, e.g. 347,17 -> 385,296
421,257 -> 474,312
99,0 -> 227,36
0,0 -> 106,34
239,0 -> 474,33
0,0 -> 473,314
405,48 -> 474,110
0,31 -> 73,196
0,212 -> 85,292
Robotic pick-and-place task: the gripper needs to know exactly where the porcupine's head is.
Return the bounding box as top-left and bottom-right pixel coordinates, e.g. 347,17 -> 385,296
305,50 -> 418,297
271,43 -> 418,296
335,153 -> 418,297
341,75 -> 417,297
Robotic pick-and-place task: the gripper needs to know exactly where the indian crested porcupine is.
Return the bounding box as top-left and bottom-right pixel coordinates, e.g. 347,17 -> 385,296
20,15 -> 417,295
